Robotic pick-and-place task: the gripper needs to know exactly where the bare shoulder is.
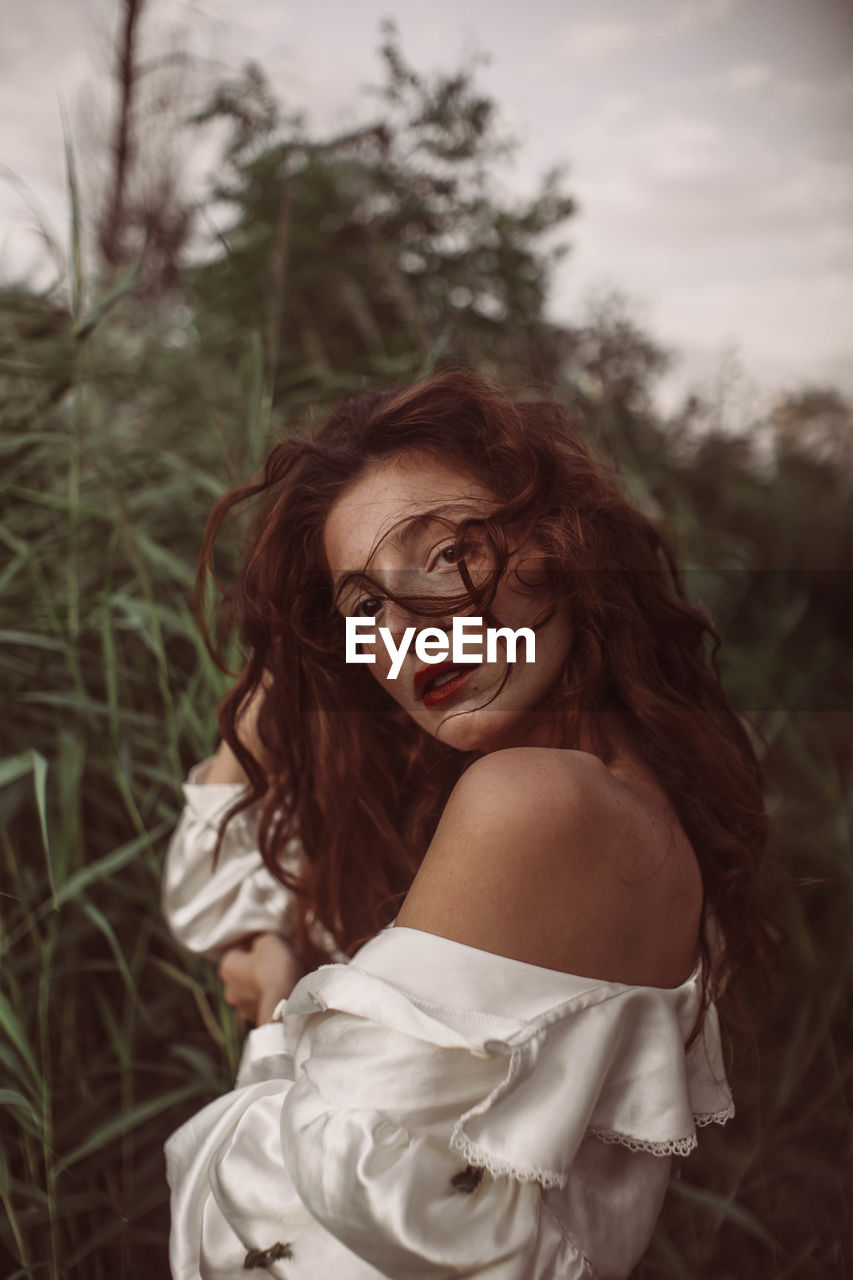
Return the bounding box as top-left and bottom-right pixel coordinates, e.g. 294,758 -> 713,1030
411,745 -> 635,875
451,744 -> 604,803
395,746 -> 704,988
430,746 -> 602,838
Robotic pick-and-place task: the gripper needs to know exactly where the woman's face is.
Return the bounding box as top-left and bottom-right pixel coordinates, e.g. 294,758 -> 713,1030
323,449 -> 572,753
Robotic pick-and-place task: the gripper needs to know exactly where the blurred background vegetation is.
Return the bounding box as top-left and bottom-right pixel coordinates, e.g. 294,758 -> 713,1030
1,8 -> 851,1278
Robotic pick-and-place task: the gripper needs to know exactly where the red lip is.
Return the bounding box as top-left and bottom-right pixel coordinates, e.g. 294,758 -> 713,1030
413,659 -> 458,700
421,666 -> 480,708
414,659 -> 482,704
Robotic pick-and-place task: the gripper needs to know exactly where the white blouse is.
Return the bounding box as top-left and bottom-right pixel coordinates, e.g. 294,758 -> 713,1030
161,759 -> 342,961
163,768 -> 735,1280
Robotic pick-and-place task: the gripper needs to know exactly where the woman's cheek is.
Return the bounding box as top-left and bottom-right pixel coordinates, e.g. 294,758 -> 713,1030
369,651 -> 393,685
370,652 -> 414,711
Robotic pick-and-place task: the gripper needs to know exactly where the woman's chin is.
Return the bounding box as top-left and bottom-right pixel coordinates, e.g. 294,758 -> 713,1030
429,705 -> 526,754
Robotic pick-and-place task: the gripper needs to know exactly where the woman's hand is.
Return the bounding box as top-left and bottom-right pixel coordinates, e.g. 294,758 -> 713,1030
218,932 -> 307,1024
205,672 -> 274,784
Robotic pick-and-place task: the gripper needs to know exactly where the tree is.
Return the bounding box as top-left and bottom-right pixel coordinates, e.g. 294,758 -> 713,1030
770,386 -> 853,470
185,25 -> 579,407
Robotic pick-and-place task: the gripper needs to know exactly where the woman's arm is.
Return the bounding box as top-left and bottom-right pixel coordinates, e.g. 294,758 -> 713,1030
202,673 -> 273,784
202,736 -> 252,785
218,931 -> 307,1024
165,966 -> 544,1279
164,675 -> 309,1018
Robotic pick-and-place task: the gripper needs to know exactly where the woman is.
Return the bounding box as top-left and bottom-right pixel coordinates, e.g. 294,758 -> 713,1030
163,370 -> 774,1279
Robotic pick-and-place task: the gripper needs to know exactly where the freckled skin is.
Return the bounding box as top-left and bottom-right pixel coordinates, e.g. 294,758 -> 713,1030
323,450 -> 574,754
325,452 -> 704,988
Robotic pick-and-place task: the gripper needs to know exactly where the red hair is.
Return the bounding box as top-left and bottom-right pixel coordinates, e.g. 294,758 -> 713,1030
195,369 -> 778,1047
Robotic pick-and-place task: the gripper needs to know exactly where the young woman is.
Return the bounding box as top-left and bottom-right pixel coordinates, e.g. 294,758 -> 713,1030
163,370 -> 774,1279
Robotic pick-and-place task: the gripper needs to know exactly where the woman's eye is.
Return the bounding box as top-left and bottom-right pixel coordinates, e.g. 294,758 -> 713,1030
432,541 -> 467,569
353,596 -> 384,619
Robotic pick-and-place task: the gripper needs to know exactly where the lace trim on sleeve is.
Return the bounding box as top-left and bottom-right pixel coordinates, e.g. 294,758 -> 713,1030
586,1102 -> 735,1159
450,1130 -> 568,1189
452,1102 -> 736,1181
448,1044 -> 571,1189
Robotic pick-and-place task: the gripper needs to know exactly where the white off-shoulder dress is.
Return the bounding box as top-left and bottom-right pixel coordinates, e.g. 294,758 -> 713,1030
163,764 -> 735,1280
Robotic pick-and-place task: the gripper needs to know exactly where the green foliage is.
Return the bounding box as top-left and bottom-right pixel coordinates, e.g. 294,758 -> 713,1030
187,27 -> 578,401
0,277 -> 248,1279
1,30 -> 852,1280
625,404 -> 853,1279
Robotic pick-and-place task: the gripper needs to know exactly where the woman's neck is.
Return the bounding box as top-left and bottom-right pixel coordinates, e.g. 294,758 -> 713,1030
478,702 -> 641,771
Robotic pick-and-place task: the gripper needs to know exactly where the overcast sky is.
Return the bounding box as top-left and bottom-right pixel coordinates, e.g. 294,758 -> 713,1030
2,0 -> 851,417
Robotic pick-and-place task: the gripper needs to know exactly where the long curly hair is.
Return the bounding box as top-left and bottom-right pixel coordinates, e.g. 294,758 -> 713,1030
195,368 -> 778,1047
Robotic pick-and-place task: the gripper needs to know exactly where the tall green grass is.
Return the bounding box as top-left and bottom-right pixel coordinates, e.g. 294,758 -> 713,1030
1,213 -> 254,1273
1,258 -> 851,1276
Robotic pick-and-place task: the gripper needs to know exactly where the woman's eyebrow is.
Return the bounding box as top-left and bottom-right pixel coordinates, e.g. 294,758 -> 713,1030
388,506 -> 481,550
331,570 -> 376,608
387,512 -> 445,550
333,517 -> 449,595
331,508 -> 483,602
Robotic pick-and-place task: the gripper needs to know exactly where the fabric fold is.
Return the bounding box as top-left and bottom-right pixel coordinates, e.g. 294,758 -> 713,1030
452,986 -> 733,1187
167,922 -> 735,1279
162,759 -> 346,961
279,925 -> 733,1192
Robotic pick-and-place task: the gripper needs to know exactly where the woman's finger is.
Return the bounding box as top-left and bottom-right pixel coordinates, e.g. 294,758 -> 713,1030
257,984 -> 291,1025
221,982 -> 258,1022
218,946 -> 258,987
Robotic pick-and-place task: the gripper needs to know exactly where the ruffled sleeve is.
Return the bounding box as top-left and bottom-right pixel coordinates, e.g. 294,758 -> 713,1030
161,758 -> 298,960
282,927 -> 734,1189
165,925 -> 734,1280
